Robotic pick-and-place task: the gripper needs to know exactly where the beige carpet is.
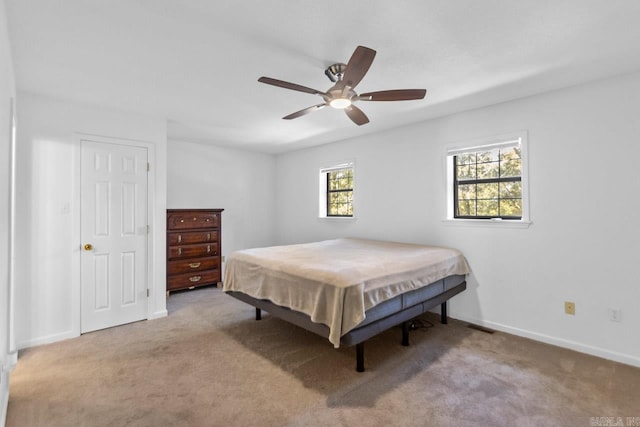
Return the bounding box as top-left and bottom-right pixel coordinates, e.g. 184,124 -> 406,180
7,287 -> 640,426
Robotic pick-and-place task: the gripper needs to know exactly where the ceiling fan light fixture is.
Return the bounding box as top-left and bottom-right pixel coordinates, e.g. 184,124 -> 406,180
329,98 -> 352,109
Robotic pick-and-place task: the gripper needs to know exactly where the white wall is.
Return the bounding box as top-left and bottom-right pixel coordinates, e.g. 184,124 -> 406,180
13,92 -> 168,349
0,0 -> 15,422
167,140 -> 277,262
275,71 -> 640,367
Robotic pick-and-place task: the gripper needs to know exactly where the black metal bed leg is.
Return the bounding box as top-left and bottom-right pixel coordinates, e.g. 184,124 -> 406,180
255,308 -> 262,320
441,301 -> 448,324
402,321 -> 410,346
356,342 -> 365,372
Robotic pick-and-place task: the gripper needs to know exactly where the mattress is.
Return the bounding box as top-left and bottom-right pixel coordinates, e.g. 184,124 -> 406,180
223,238 -> 470,347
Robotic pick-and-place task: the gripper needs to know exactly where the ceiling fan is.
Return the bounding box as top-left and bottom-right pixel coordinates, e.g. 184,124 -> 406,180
258,45 -> 427,126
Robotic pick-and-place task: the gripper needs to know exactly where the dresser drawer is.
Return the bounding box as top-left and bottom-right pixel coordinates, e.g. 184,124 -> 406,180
168,256 -> 219,275
168,230 -> 219,245
167,269 -> 220,290
168,243 -> 219,260
168,211 -> 220,230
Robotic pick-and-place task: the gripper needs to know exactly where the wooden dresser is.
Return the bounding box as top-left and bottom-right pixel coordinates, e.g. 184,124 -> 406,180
166,209 -> 223,294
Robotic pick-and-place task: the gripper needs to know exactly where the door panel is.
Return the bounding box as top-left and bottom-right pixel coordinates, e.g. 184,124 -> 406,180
94,253 -> 110,310
121,251 -> 136,305
81,139 -> 148,333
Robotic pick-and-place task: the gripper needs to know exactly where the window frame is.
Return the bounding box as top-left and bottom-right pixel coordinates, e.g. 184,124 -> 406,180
318,161 -> 355,220
445,132 -> 531,228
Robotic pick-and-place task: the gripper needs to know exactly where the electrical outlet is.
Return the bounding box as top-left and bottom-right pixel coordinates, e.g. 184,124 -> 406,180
608,308 -> 622,322
564,301 -> 575,315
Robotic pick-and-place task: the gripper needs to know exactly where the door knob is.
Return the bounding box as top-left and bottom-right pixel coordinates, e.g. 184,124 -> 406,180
84,243 -> 93,251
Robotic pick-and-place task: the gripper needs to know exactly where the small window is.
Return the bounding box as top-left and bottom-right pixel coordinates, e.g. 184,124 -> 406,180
447,132 -> 529,223
319,162 -> 354,218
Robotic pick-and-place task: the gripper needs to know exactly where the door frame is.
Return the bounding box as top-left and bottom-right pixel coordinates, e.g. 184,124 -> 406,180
71,133 -> 157,336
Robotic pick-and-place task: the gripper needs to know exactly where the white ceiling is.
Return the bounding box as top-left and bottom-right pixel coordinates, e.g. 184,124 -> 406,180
6,0 -> 640,153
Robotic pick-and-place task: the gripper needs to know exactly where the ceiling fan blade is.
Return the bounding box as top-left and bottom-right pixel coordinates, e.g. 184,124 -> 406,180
339,46 -> 376,89
258,77 -> 325,96
344,105 -> 369,126
359,89 -> 427,101
283,103 -> 327,120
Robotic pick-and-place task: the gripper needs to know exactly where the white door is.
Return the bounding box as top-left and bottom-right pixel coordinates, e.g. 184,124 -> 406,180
80,139 -> 148,333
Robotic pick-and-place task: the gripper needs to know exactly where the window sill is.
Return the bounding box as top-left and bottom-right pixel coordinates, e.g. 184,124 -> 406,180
442,218 -> 532,229
318,216 -> 357,222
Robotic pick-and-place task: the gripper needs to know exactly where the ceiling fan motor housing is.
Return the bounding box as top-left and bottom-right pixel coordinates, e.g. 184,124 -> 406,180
325,87 -> 356,105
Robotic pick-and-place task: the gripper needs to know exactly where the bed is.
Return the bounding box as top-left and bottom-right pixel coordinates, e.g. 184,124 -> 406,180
223,238 -> 470,372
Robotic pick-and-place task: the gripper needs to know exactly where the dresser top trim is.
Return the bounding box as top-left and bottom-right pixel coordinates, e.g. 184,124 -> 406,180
167,209 -> 224,213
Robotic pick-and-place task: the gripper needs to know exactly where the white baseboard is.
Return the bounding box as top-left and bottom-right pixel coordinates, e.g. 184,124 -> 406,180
1,370 -> 8,427
452,314 -> 640,368
148,309 -> 168,320
1,352 -> 17,427
17,313 -> 169,350
16,330 -> 78,350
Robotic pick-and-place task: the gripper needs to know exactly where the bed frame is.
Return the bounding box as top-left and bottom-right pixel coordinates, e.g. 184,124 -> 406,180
226,274 -> 466,372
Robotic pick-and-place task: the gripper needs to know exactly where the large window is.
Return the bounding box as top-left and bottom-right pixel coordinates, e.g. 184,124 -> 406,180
319,162 -> 354,218
447,133 -> 529,224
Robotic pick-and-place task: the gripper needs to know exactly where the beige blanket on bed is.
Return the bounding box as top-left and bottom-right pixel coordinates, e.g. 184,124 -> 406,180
223,238 -> 470,347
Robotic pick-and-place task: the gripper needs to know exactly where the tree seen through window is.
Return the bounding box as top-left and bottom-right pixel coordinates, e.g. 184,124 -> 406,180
327,168 -> 353,217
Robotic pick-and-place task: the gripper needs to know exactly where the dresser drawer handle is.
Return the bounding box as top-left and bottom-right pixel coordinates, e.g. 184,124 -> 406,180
189,276 -> 202,282
206,218 -> 210,222
180,219 -> 184,223
207,233 -> 211,240
207,245 -> 211,253
178,247 -> 182,255
177,235 -> 182,243
193,217 -> 197,221
189,262 -> 201,269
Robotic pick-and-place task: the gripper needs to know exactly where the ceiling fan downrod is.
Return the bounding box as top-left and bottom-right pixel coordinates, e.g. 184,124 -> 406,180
325,63 -> 347,82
